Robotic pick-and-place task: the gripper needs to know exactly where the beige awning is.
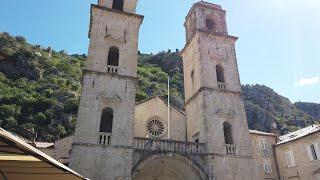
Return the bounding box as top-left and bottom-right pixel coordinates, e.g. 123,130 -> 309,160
0,128 -> 88,180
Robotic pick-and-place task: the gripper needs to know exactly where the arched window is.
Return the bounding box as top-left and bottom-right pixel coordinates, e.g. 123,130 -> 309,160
206,19 -> 215,31
191,70 -> 194,81
216,65 -> 225,83
112,0 -> 124,11
99,107 -> 113,133
223,122 -> 233,144
107,47 -> 119,66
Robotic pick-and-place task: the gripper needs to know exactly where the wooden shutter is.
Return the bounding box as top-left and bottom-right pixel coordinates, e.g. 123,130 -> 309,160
263,161 -> 268,173
314,143 -> 320,160
285,151 -> 296,167
260,139 -> 267,150
306,145 -> 315,161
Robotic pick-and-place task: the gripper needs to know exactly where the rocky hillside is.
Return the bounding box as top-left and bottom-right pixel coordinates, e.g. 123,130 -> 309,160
0,33 -> 319,141
243,85 -> 318,134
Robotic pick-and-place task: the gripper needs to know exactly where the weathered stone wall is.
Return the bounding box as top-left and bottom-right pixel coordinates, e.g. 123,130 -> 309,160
182,33 -> 201,102
210,156 -> 258,180
182,2 -> 257,180
250,132 -> 279,180
72,74 -> 136,146
185,3 -> 228,42
198,33 -> 241,93
52,135 -> 74,160
70,3 -> 143,179
203,91 -> 253,156
86,6 -> 142,78
275,132 -> 320,180
71,145 -> 133,180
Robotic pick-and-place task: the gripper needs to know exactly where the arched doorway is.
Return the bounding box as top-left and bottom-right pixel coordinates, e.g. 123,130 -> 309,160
133,154 -> 205,180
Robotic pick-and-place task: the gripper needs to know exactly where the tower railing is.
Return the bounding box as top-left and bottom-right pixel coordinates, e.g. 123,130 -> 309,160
224,144 -> 237,155
98,132 -> 112,145
133,137 -> 206,155
217,82 -> 226,90
106,65 -> 119,74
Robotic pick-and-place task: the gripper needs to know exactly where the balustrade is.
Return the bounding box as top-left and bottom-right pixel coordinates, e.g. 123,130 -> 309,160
218,82 -> 226,90
98,133 -> 112,145
224,144 -> 237,155
133,137 -> 206,154
106,65 -> 119,74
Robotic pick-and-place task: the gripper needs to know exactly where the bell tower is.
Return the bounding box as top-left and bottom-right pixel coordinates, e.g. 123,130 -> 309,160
181,2 -> 258,180
69,0 -> 143,179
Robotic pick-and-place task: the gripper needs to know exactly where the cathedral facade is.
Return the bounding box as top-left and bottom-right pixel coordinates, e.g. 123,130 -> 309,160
69,0 -> 259,179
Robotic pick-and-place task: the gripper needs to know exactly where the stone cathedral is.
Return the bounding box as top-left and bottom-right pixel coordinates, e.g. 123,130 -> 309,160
69,0 -> 259,179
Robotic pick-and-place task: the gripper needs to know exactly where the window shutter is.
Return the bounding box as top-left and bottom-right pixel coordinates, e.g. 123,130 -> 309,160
260,140 -> 264,149
264,160 -> 272,173
285,151 -> 290,167
265,142 -> 268,151
285,151 -> 296,167
260,139 -> 267,150
290,151 -> 296,167
263,163 -> 268,173
314,143 -> 320,160
306,145 -> 314,161
268,162 -> 272,173
263,160 -> 271,173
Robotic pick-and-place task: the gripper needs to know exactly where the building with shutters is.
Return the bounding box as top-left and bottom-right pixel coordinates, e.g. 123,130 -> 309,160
275,125 -> 320,180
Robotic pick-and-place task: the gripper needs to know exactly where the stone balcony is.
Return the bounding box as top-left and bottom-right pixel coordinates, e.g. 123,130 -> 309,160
224,144 -> 237,155
133,137 -> 206,155
217,82 -> 226,90
98,132 -> 112,145
106,65 -> 119,74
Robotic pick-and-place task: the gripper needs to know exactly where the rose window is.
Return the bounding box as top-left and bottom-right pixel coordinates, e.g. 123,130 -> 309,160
146,119 -> 165,137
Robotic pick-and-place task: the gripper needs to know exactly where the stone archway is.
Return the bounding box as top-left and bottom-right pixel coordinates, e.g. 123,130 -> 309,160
132,153 -> 206,180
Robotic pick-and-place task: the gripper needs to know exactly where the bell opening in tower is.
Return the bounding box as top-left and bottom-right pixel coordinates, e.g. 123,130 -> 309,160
112,0 -> 124,11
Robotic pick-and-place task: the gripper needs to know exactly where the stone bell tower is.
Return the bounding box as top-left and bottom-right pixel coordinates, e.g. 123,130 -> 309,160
69,0 -> 143,179
181,2 -> 258,180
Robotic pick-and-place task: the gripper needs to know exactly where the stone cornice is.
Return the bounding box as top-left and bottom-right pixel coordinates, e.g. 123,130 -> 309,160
82,68 -> 138,81
206,153 -> 254,159
72,142 -> 133,149
185,86 -> 243,106
180,29 -> 238,55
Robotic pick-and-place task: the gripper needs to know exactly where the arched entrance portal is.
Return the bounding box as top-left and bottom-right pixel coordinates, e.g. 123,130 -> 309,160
133,154 -> 205,180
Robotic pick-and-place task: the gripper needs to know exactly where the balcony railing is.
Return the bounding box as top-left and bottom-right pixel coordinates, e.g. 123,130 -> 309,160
133,137 -> 206,154
218,82 -> 226,90
224,144 -> 237,155
106,65 -> 119,74
98,132 -> 112,145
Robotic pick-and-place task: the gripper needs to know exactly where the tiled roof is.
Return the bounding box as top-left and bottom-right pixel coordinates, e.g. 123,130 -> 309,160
8,131 -> 54,148
277,125 -> 320,145
33,142 -> 54,148
249,130 -> 277,137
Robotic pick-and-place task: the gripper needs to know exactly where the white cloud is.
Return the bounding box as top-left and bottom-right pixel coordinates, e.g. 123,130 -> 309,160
296,76 -> 320,87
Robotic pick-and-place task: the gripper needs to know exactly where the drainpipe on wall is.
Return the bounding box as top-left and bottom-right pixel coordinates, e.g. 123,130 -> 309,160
273,144 -> 282,180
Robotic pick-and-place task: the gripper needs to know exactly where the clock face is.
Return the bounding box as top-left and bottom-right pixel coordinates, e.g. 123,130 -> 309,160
209,43 -> 229,60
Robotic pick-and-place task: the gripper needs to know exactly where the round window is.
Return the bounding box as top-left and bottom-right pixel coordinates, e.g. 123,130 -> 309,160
146,119 -> 165,138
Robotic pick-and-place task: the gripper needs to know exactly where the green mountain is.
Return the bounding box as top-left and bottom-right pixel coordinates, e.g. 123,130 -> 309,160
0,33 -> 319,141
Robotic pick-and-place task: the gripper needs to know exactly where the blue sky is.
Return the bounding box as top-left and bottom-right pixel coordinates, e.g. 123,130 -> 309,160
0,0 -> 319,103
